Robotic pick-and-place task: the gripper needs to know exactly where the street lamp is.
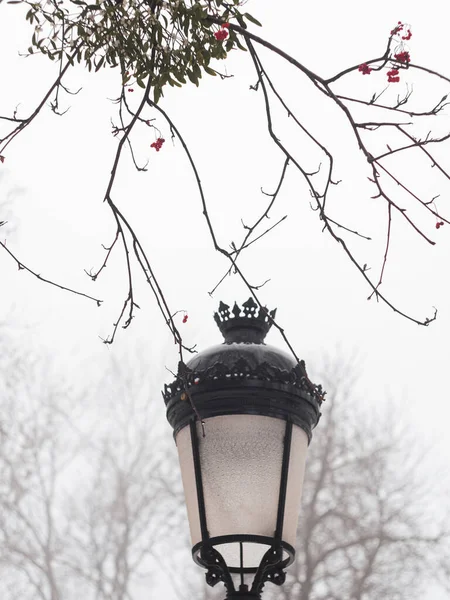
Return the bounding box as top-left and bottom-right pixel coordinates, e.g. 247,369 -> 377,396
163,298 -> 324,599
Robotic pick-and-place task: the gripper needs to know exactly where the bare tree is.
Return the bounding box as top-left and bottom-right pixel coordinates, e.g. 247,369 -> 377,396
0,344 -> 186,600
267,364 -> 448,600
60,359 -> 186,600
0,363 -> 75,600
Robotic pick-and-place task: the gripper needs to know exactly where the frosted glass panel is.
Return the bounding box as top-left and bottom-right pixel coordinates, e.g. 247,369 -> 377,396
282,425 -> 309,546
176,425 -> 201,545
176,415 -> 309,570
199,415 -> 284,540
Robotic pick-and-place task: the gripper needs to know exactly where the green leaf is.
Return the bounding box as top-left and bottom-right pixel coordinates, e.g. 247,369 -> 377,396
244,12 -> 262,27
234,35 -> 248,52
95,55 -> 105,72
186,69 -> 197,85
193,63 -> 202,79
183,16 -> 190,37
174,71 -> 186,84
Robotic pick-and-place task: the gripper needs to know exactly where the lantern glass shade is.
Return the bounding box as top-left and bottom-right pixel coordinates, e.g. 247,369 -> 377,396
176,414 -> 309,572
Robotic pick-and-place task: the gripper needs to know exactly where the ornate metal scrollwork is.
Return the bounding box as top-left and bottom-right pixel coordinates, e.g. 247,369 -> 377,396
162,357 -> 325,405
198,543 -> 288,600
200,544 -> 235,594
250,546 -> 288,596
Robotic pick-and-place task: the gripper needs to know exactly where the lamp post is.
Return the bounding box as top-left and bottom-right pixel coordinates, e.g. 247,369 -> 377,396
163,298 -> 324,599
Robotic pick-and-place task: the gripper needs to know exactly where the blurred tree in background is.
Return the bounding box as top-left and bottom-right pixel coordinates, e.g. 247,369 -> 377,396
0,340 -> 448,600
266,364 -> 448,600
0,343 -> 188,600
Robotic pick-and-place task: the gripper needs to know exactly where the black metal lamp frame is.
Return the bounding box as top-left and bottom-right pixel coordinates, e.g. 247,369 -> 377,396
189,418 -> 296,600
163,298 -> 324,599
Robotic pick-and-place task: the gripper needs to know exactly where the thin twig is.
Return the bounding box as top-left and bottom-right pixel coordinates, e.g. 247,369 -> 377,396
0,240 -> 102,306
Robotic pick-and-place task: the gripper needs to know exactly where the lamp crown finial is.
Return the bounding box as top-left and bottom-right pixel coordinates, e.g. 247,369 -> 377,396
213,298 -> 277,343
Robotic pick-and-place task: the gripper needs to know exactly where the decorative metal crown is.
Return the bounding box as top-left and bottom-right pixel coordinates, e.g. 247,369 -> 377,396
213,298 -> 277,344
162,357 -> 325,407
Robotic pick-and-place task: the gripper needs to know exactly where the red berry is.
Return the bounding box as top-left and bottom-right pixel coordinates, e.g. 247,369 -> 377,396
358,63 -> 372,75
151,137 -> 165,151
214,29 -> 229,41
394,51 -> 410,63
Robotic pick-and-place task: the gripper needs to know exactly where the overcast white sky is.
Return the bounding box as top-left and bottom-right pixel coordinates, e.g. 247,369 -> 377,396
1,1 -> 450,597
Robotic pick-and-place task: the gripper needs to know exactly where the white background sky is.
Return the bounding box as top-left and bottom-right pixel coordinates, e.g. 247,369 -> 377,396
1,1 -> 450,597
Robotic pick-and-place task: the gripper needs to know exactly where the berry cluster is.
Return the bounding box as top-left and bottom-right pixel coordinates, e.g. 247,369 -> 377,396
394,51 -> 410,63
358,22 -> 412,84
387,48 -> 411,83
358,63 -> 372,75
388,22 -> 412,83
151,137 -> 165,152
214,22 -> 229,41
391,21 -> 412,41
436,221 -> 445,229
182,314 -> 188,323
0,156 -> 4,164
387,68 -> 400,83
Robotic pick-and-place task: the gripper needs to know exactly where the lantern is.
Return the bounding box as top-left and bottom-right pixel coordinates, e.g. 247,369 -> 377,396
163,299 -> 323,599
